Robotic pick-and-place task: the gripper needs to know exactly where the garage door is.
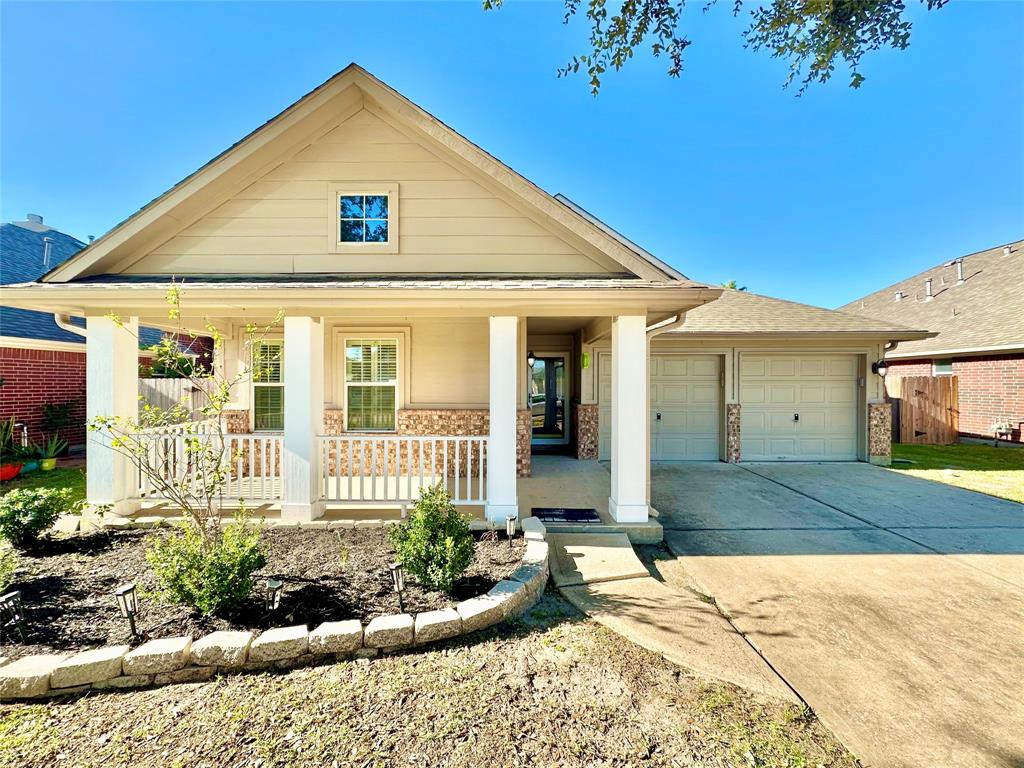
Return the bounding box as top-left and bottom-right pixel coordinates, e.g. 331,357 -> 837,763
740,354 -> 859,461
598,353 -> 721,461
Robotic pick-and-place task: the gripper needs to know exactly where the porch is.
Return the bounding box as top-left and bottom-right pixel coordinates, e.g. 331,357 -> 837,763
85,312 -> 659,529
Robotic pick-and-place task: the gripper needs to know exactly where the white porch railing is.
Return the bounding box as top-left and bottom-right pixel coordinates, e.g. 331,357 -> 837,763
135,423 -> 282,502
318,435 -> 488,506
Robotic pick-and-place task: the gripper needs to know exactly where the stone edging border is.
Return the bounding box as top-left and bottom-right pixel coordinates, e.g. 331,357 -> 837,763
0,518 -> 549,700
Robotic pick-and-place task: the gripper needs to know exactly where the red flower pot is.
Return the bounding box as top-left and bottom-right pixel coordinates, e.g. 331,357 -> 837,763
0,463 -> 24,481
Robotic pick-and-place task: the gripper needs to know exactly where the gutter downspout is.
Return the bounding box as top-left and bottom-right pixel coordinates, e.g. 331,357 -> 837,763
54,313 -> 87,338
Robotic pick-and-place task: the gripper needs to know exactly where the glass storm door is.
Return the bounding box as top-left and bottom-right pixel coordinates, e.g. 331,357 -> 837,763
529,356 -> 567,445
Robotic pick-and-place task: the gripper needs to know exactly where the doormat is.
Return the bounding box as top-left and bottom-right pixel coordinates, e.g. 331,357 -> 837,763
531,507 -> 601,524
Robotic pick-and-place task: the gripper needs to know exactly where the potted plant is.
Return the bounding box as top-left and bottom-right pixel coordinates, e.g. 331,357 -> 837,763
36,435 -> 68,471
0,418 -> 26,481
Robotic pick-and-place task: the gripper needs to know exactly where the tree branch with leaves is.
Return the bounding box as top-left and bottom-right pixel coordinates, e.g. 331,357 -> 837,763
484,0 -> 948,93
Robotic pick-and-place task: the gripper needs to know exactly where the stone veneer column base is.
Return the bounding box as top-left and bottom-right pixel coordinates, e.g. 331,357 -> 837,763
516,409 -> 531,478
725,403 -> 741,463
868,401 -> 892,467
222,409 -> 250,434
574,403 -> 599,460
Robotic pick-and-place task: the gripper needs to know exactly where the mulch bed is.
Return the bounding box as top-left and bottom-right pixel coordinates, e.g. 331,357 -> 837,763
2,526 -> 524,659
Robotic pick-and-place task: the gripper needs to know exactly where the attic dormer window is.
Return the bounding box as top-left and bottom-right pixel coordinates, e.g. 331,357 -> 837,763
328,182 -> 399,254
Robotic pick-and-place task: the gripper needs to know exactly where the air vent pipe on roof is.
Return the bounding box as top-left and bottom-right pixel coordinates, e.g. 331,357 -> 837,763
924,278 -> 934,301
943,257 -> 965,284
894,290 -> 905,301
1004,245 -> 1013,257
42,237 -> 53,271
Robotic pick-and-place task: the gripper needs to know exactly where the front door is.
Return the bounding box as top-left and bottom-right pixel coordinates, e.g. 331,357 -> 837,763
529,356 -> 568,445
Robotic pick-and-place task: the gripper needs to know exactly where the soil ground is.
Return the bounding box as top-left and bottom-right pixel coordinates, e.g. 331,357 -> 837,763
0,592 -> 859,768
4,526 -> 523,659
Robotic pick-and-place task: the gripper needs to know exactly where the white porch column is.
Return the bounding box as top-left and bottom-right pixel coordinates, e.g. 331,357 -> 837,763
86,315 -> 140,516
281,316 -> 325,522
609,315 -> 650,522
486,315 -> 519,523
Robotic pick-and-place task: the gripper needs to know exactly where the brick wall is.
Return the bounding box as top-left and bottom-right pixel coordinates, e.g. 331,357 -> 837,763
0,347 -> 87,448
886,354 -> 1024,443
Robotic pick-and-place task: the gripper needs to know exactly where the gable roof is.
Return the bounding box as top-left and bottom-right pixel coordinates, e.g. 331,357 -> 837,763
43,64 -> 684,284
666,288 -> 930,339
838,240 -> 1024,357
1,221 -> 90,344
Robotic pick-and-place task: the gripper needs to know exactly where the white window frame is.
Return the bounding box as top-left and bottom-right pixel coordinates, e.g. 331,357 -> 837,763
326,182 -> 399,255
343,335 -> 401,433
932,359 -> 953,376
251,338 -> 285,433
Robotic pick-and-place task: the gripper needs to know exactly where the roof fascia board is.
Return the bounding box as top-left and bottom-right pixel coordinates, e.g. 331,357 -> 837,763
0,283 -> 717,318
44,69 -> 366,282
886,343 -> 1024,359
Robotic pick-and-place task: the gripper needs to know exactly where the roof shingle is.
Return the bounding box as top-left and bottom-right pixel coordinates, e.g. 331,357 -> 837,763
838,240 -> 1024,356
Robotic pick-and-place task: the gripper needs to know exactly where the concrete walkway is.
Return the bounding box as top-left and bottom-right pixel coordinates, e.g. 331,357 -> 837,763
654,462 -> 1024,768
548,532 -> 797,702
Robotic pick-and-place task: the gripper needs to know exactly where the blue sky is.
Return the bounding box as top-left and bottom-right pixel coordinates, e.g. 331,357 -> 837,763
2,1 -> 1021,307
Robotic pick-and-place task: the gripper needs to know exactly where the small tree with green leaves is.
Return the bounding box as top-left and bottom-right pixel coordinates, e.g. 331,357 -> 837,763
87,282 -> 282,612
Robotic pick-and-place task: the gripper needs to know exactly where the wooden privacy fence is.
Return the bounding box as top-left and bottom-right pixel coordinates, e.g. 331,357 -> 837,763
890,375 -> 959,444
139,378 -> 206,420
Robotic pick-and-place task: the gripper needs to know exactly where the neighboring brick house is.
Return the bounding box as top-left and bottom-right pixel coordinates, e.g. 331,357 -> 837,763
1,215 -> 208,448
841,240 -> 1024,444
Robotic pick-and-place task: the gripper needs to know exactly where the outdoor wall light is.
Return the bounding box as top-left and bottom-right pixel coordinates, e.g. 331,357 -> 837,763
390,562 -> 406,613
266,578 -> 284,612
871,360 -> 890,377
0,590 -> 26,643
527,351 -> 536,367
506,511 -> 517,548
114,583 -> 139,639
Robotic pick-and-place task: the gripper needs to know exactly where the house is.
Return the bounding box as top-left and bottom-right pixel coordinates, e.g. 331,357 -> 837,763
0,215 -> 209,448
0,65 -> 928,533
841,241 -> 1024,444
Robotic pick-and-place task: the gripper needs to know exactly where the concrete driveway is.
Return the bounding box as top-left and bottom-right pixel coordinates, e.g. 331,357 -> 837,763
653,462 -> 1024,768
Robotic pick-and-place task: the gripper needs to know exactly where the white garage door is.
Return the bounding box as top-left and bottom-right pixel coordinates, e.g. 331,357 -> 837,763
598,353 -> 721,461
740,354 -> 859,461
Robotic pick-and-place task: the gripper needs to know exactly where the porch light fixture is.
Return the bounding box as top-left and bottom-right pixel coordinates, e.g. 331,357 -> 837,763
0,590 -> 26,643
871,360 -> 890,377
114,583 -> 139,639
527,351 -> 536,367
266,578 -> 284,612
390,562 -> 406,613
506,511 -> 517,548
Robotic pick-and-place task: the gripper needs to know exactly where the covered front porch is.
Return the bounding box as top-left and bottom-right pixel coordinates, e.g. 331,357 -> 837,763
84,310 -> 662,532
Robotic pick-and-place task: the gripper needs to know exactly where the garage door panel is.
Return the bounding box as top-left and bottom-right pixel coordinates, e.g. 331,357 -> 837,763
741,354 -> 859,462
659,384 -> 690,404
600,353 -> 722,461
660,358 -> 689,377
769,359 -> 797,377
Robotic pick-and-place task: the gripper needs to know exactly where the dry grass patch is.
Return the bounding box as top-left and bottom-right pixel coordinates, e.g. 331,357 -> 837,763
0,594 -> 858,768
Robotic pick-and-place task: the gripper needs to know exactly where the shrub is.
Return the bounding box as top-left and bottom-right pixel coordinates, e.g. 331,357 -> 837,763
0,488 -> 75,546
0,543 -> 18,592
389,484 -> 474,593
146,516 -> 267,615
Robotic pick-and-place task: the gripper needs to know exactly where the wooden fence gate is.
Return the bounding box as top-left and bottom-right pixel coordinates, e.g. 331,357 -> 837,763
138,378 -> 206,420
890,375 -> 959,444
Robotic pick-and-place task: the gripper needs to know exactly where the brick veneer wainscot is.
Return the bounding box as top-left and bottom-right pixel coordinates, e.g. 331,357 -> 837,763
321,408 -> 532,477
885,355 -> 1024,443
0,347 -> 87,447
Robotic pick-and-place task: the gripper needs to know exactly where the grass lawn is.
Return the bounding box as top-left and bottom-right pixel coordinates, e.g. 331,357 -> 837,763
890,443 -> 1024,503
0,593 -> 857,768
0,465 -> 86,503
